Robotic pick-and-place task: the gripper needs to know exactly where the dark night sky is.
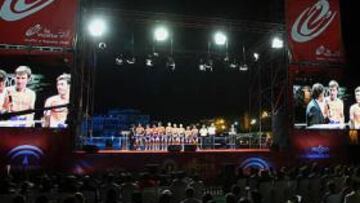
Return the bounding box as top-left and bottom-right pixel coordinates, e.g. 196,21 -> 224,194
92,0 -> 357,122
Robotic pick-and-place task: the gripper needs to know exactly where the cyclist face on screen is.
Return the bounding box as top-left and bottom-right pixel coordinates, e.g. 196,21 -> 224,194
57,79 -> 70,97
329,87 -> 338,100
15,73 -> 29,91
356,91 -> 360,104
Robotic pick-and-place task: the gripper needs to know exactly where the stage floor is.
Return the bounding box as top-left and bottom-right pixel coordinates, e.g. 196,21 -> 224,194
75,148 -> 271,154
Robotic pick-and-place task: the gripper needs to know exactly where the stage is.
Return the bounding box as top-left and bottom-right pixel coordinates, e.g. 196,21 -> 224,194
70,148 -> 279,180
75,148 -> 270,154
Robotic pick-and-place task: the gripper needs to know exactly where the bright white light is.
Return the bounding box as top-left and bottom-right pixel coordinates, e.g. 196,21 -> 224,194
146,59 -> 153,67
253,53 -> 260,61
154,26 -> 169,41
250,119 -> 257,125
239,64 -> 248,71
214,31 -> 227,46
272,37 -> 284,49
88,18 -> 106,37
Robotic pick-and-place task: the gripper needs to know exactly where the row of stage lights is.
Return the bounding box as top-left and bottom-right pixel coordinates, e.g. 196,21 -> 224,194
88,18 -> 284,71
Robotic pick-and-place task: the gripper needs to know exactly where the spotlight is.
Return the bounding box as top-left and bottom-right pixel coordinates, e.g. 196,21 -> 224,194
154,26 -> 169,42
250,119 -> 257,125
98,42 -> 107,49
166,56 -> 176,71
145,58 -> 153,67
272,37 -> 283,49
199,59 -> 206,71
88,18 -> 106,37
199,58 -> 213,71
229,63 -> 238,69
239,64 -> 248,71
214,31 -> 227,46
126,56 -> 136,65
145,53 -> 158,67
253,53 -> 260,61
204,58 -> 214,71
115,54 -> 124,66
228,58 -> 239,69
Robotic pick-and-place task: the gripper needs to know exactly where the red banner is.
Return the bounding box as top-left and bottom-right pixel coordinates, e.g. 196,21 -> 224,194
0,0 -> 78,49
286,0 -> 344,63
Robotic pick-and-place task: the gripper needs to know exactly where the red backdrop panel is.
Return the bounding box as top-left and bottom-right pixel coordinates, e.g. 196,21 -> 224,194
286,0 -> 344,63
0,128 -> 73,170
0,0 -> 78,48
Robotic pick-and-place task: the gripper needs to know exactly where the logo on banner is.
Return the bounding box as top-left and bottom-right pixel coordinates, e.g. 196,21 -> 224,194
303,145 -> 330,159
0,0 -> 55,21
7,145 -> 44,168
25,24 -> 42,37
291,0 -> 337,43
240,157 -> 271,170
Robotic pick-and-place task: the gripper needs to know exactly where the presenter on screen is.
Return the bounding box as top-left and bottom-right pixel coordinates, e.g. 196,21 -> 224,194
350,87 -> 360,129
0,69 -> 9,113
43,73 -> 70,128
306,83 -> 327,127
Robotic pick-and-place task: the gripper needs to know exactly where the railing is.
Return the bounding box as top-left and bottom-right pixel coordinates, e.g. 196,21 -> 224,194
80,133 -> 269,151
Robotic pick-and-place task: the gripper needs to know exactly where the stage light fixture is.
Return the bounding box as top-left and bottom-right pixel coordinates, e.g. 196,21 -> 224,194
199,58 -> 213,72
145,52 -> 158,67
214,31 -> 227,46
253,53 -> 260,61
88,18 -> 106,37
250,119 -> 257,125
115,55 -> 124,66
228,58 -> 239,69
199,63 -> 206,71
145,58 -> 153,67
204,58 -> 214,71
98,42 -> 107,50
166,56 -> 176,71
126,56 -> 136,65
154,26 -> 169,42
272,37 -> 284,49
239,64 -> 248,71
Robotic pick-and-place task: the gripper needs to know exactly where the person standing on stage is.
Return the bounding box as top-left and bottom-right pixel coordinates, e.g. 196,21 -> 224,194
6,66 -> 36,127
0,70 -> 9,113
178,123 -> 186,145
171,123 -> 179,145
325,80 -> 344,125
184,125 -> 192,144
306,83 -> 327,127
145,124 -> 153,150
199,124 -> 208,149
43,73 -> 70,128
229,124 -> 237,149
151,123 -> 159,150
135,123 -> 145,150
165,122 -> 173,148
350,87 -> 360,129
157,122 -> 166,150
129,124 -> 136,150
191,125 -> 199,145
207,123 -> 216,149
208,123 -> 216,136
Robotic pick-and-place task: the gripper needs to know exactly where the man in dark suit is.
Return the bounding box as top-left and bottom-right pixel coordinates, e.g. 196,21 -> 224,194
306,83 -> 327,127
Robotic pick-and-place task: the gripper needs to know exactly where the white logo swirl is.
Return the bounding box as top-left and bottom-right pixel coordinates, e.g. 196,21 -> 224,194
0,0 -> 55,21
291,0 -> 337,43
